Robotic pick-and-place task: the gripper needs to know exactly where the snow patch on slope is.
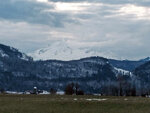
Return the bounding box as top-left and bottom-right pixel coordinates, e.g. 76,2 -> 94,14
19,53 -> 31,61
114,67 -> 132,76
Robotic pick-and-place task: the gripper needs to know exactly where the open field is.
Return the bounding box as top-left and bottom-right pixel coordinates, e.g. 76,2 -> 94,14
0,95 -> 150,113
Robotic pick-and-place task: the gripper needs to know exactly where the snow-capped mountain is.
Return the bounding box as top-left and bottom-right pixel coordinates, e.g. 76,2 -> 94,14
29,40 -> 104,61
1,43 -> 150,94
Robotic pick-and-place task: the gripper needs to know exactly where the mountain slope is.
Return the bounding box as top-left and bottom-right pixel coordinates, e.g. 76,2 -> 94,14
0,44 -> 131,93
134,61 -> 150,82
0,55 -> 118,92
0,44 -> 32,61
133,61 -> 150,95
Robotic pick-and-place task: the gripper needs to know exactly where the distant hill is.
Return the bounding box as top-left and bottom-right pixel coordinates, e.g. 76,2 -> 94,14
108,59 -> 145,71
134,61 -> 150,82
0,43 -> 149,95
139,57 -> 150,62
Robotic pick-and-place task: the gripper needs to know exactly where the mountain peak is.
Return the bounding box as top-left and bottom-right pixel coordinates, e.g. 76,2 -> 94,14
139,57 -> 150,62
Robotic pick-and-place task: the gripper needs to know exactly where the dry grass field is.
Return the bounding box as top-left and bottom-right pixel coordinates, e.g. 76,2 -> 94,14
0,95 -> 150,113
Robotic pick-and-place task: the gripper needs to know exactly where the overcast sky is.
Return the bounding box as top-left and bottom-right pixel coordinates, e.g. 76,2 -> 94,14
0,0 -> 150,60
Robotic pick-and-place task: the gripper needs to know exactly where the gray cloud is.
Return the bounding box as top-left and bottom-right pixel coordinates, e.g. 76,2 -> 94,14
0,0 -> 150,60
49,0 -> 150,6
0,0 -> 77,27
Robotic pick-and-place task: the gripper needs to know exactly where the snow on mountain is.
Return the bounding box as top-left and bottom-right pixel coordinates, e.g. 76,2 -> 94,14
114,67 -> 132,77
29,40 -> 105,61
0,49 -> 9,57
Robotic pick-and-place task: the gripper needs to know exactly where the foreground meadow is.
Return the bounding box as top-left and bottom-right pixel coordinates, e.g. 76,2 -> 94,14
0,95 -> 149,113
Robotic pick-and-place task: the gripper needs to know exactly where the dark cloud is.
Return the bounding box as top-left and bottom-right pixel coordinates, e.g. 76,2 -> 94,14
0,0 -> 149,27
0,0 -> 76,27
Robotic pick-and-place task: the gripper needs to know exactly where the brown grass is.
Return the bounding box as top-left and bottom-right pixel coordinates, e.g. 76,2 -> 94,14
0,95 -> 149,113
